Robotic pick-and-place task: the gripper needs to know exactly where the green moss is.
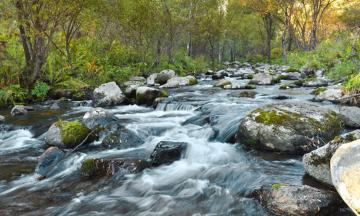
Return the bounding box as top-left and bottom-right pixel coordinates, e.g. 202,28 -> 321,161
244,84 -> 256,90
279,84 -> 289,90
345,133 -> 357,142
312,87 -> 327,96
188,77 -> 198,85
56,120 -> 90,147
284,68 -> 298,73
160,90 -> 169,97
272,183 -> 281,189
81,158 -> 96,175
254,108 -> 296,126
293,80 -> 304,87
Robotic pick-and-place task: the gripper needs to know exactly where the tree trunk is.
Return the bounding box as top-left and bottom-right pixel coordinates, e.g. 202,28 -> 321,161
263,13 -> 273,63
155,39 -> 161,66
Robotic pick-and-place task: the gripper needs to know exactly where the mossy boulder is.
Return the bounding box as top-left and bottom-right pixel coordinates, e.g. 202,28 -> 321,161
136,86 -> 161,106
45,120 -> 91,149
303,130 -> 360,185
80,158 -> 150,178
236,102 -> 344,154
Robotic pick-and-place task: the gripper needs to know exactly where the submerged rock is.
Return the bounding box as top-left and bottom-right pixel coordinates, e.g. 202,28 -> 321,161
150,141 -> 187,166
303,130 -> 360,185
331,139 -> 360,216
253,184 -> 340,216
82,107 -> 116,129
155,69 -> 176,85
101,124 -> 144,149
11,105 -> 34,116
45,120 -> 91,149
231,91 -> 257,98
81,158 -> 150,178
36,147 -> 65,179
236,102 -> 343,154
93,82 -> 126,107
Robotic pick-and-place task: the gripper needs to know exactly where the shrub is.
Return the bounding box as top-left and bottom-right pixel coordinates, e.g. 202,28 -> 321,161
31,81 -> 49,100
0,85 -> 27,107
343,72 -> 360,93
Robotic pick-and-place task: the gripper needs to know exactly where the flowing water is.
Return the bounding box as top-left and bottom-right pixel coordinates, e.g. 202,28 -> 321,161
0,78 -> 337,215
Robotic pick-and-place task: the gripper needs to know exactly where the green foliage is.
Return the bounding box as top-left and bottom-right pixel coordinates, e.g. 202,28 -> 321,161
0,85 -> 27,107
31,81 -> 49,100
343,73 -> 360,93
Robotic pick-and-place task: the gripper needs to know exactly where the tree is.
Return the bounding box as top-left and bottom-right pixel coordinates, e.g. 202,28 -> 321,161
13,0 -> 82,89
341,1 -> 360,70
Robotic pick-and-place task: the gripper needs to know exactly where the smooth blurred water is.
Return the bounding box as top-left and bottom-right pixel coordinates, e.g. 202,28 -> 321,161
0,79 -> 327,215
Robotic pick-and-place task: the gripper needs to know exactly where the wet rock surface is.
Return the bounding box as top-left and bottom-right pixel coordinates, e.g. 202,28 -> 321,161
93,82 -> 126,107
253,184 -> 341,216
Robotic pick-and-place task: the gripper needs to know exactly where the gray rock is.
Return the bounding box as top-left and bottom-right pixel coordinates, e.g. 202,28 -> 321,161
303,79 -> 328,87
280,72 -> 301,80
160,76 -> 197,88
331,139 -> 360,216
236,102 -> 343,154
82,107 -> 116,129
214,79 -> 232,88
314,86 -> 343,103
101,124 -> 144,149
45,120 -> 91,148
93,82 -> 126,107
212,70 -> 227,80
150,141 -> 187,166
155,69 -> 176,85
0,115 -> 5,123
147,73 -> 158,86
36,147 -> 65,179
253,184 -> 340,216
136,86 -> 161,106
337,106 -> 360,128
124,84 -> 140,99
250,73 -> 279,85
303,130 -> 360,185
10,105 -> 34,116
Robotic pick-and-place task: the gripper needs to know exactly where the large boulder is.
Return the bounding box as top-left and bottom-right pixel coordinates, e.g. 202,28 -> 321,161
45,120 -> 91,149
82,107 -> 116,129
160,76 -> 197,88
303,130 -> 360,185
249,73 -> 280,85
331,139 -> 360,215
150,141 -> 187,166
35,147 -> 65,179
313,86 -> 343,103
81,158 -> 150,178
155,69 -> 176,85
10,105 -> 34,116
253,184 -> 340,216
93,82 -> 126,107
337,106 -> 360,128
236,102 -> 343,154
136,86 -> 166,106
214,79 -> 231,88
101,124 -> 144,149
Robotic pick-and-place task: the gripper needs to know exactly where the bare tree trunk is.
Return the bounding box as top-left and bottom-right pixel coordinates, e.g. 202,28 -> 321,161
155,39 -> 161,66
263,13 -> 273,63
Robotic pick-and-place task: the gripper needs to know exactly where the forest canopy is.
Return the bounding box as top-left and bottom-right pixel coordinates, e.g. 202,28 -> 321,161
0,0 -> 359,106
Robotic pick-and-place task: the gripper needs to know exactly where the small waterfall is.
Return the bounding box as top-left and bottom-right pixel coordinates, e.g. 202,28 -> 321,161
156,102 -> 197,111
